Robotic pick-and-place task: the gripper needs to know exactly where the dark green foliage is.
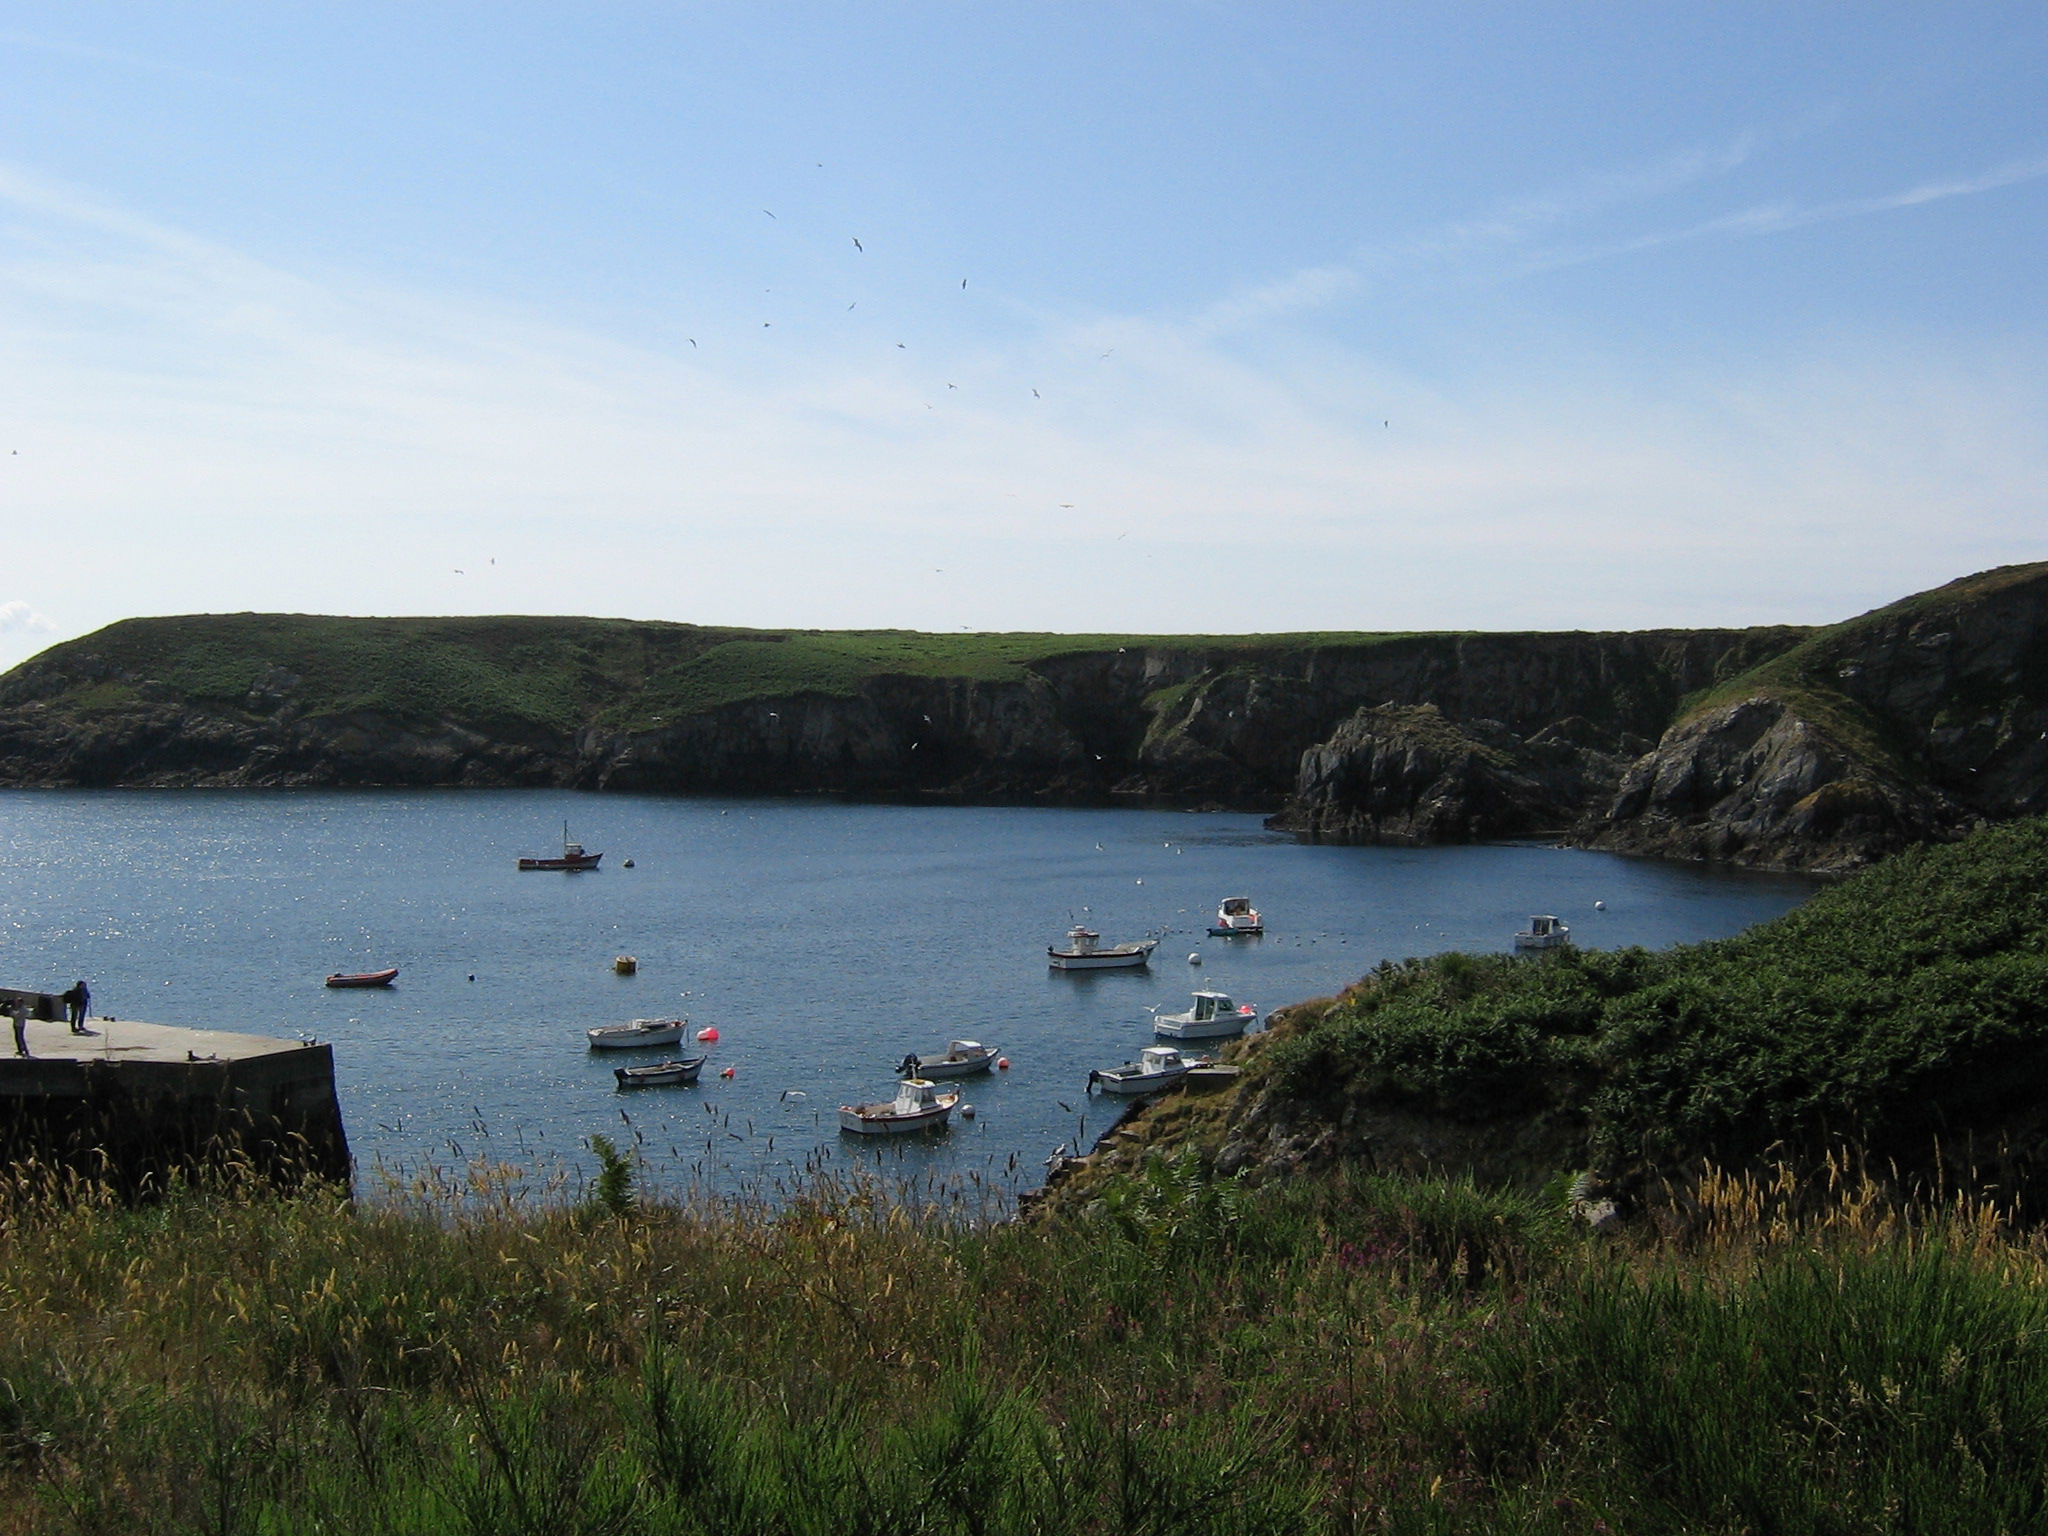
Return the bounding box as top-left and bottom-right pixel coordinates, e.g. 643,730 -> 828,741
1261,816 -> 2048,1192
586,1134 -> 636,1219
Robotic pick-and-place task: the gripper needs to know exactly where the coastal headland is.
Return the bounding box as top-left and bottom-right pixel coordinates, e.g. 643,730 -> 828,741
4,560 -> 2045,873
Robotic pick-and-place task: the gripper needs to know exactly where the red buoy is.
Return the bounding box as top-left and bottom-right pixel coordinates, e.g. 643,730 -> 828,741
996,1057 -> 1010,1070
697,1026 -> 719,1042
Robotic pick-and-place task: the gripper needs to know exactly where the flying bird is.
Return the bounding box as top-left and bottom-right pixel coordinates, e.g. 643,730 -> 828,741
961,278 -> 968,289
763,209 -> 776,218
852,237 -> 862,251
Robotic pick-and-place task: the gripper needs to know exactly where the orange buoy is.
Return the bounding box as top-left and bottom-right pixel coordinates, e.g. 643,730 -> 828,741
696,1026 -> 719,1042
996,1057 -> 1010,1070
719,1065 -> 736,1079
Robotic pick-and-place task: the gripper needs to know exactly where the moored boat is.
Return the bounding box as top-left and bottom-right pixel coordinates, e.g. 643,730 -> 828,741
519,825 -> 602,871
1088,1045 -> 1206,1095
587,1018 -> 688,1050
1151,989 -> 1259,1040
1514,914 -> 1571,951
896,1040 -> 999,1079
1206,896 -> 1263,936
1047,925 -> 1157,971
325,968 -> 398,988
839,1078 -> 960,1135
614,1055 -> 707,1089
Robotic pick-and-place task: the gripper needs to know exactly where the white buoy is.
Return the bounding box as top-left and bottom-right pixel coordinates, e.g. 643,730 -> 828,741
1188,952 -> 1202,965
961,1104 -> 976,1119
1594,900 -> 1606,911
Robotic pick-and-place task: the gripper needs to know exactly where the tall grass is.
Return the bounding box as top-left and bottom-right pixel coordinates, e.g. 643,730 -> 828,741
1,1146 -> 2044,1533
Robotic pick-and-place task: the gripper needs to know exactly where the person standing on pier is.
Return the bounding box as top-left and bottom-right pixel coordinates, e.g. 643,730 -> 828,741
10,998 -> 27,1057
63,980 -> 90,1033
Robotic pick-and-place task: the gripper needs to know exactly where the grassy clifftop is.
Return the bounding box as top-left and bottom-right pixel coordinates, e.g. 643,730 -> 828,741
1,611 -> 1441,733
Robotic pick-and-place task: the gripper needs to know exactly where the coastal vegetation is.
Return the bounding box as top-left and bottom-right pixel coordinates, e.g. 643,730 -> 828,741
5,817 -> 2048,1530
2,1137 -> 2046,1531
1246,813 -> 2048,1202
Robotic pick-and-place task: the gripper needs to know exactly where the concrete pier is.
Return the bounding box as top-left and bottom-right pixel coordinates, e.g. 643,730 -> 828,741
0,999 -> 350,1191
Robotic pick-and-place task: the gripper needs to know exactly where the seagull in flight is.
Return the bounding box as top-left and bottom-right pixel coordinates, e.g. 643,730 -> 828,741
852,237 -> 863,251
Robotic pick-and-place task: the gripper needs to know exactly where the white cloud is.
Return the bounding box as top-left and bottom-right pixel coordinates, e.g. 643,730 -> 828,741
0,602 -> 54,635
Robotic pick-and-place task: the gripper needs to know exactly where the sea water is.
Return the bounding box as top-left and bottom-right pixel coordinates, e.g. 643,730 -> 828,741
0,790 -> 1819,1207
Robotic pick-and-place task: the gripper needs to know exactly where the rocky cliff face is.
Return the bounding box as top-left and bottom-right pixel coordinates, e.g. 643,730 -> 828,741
6,565 -> 2046,874
1590,564 -> 2048,870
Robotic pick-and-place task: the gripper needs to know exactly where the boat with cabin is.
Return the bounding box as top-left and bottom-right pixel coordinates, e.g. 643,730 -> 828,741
1152,989 -> 1259,1040
839,1078 -> 960,1135
1088,1045 -> 1206,1095
1206,897 -> 1263,936
519,825 -> 602,871
1047,926 -> 1158,971
1514,914 -> 1571,951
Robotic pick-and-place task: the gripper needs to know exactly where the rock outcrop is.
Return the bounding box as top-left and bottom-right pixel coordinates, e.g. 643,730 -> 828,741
1591,563 -> 2048,869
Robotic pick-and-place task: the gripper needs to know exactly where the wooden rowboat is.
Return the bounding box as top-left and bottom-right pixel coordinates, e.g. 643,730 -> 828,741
614,1055 -> 706,1089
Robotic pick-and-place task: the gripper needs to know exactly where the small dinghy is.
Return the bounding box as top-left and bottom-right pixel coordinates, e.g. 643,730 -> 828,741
1088,1045 -> 1207,1096
614,1055 -> 707,1089
895,1040 -> 1000,1079
1152,989 -> 1259,1040
325,968 -> 398,989
1206,897 -> 1263,936
587,1018 -> 688,1050
1047,925 -> 1157,970
839,1078 -> 960,1136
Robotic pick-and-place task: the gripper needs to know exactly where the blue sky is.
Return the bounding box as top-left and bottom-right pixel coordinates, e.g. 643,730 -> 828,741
1,4 -> 2044,666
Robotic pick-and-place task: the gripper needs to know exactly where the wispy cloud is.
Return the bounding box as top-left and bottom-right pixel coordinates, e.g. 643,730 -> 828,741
0,153 -> 2042,649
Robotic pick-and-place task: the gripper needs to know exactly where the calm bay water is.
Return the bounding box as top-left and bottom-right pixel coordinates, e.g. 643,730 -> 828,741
0,790 -> 1819,1206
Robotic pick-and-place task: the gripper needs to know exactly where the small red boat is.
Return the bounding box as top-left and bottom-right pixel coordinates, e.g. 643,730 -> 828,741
325,968 -> 398,989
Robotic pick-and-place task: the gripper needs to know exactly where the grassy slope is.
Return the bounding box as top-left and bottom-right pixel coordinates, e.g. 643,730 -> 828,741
1664,561 -> 2048,775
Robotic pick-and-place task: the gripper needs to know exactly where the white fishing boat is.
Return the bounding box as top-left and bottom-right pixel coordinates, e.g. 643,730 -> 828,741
895,1040 -> 999,1079
1087,1045 -> 1206,1096
614,1055 -> 706,1089
1152,989 -> 1260,1040
839,1078 -> 960,1135
586,1018 -> 688,1050
1047,925 -> 1158,970
1514,915 -> 1571,951
1206,897 -> 1263,936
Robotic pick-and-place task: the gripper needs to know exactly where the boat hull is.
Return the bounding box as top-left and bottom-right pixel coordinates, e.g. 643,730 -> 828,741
1153,1017 -> 1250,1040
1047,944 -> 1156,970
587,1021 -> 687,1050
838,1103 -> 956,1134
615,1056 -> 706,1088
325,968 -> 398,988
899,1044 -> 999,1078
1089,1068 -> 1190,1095
518,854 -> 602,871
